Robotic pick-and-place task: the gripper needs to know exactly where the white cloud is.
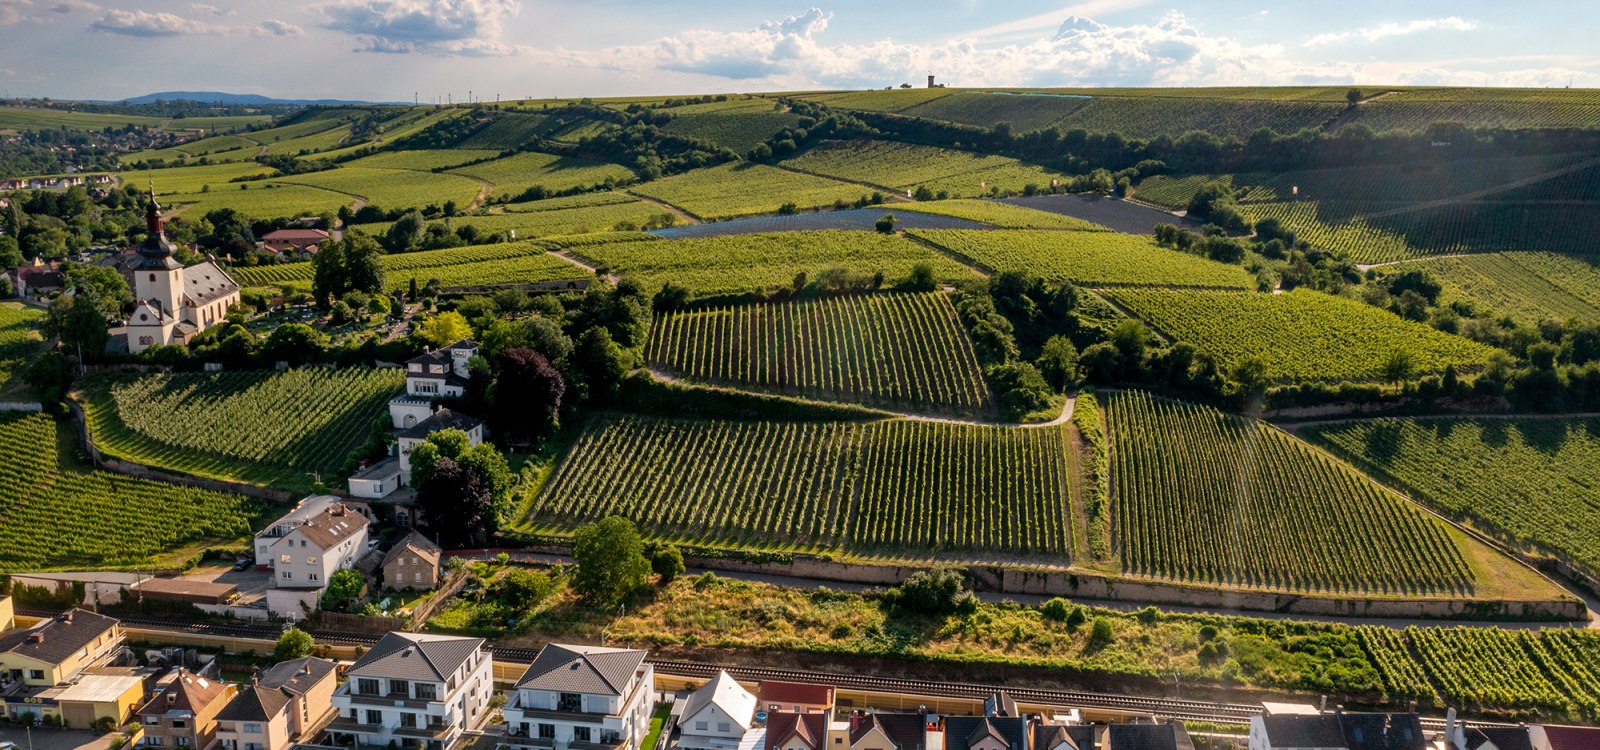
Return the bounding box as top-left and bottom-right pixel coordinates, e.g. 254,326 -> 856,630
1305,17 -> 1478,47
90,7 -> 225,36
0,0 -> 30,26
320,0 -> 524,55
189,3 -> 233,16
257,18 -> 302,37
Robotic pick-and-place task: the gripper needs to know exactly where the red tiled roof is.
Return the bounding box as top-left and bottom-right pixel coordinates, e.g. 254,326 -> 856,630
765,712 -> 827,750
759,680 -> 835,710
1544,726 -> 1600,750
261,229 -> 329,241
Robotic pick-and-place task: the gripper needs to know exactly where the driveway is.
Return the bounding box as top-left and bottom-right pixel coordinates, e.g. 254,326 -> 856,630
0,727 -> 118,750
178,563 -> 273,602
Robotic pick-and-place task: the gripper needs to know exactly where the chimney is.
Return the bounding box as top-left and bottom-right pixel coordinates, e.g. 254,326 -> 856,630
1443,709 -> 1457,750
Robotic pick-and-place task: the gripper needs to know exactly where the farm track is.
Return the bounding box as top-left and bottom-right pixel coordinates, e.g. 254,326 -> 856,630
13,606 -> 1519,729
902,232 -> 991,277
630,194 -> 700,225
549,250 -> 616,284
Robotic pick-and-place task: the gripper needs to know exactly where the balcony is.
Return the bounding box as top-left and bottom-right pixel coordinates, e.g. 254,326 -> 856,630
393,725 -> 454,740
343,692 -> 433,710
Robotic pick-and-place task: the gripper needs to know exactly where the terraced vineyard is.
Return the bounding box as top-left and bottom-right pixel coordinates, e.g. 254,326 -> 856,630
629,162 -> 875,219
897,93 -> 1344,138
1306,417 -> 1600,582
80,367 -> 404,491
660,97 -> 805,153
0,303 -> 46,398
0,412 -> 266,572
1108,391 -> 1473,594
783,140 -> 1071,197
532,414 -> 1073,557
646,293 -> 993,416
893,199 -> 1108,229
1106,289 -> 1496,382
573,230 -> 977,298
1390,252 -> 1600,324
910,229 -> 1254,288
448,151 -> 635,200
346,149 -> 501,171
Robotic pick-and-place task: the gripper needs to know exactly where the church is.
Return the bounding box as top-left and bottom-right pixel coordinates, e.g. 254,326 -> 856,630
118,191 -> 241,353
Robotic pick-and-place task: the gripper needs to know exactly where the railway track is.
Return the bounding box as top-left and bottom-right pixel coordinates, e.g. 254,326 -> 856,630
19,608 -> 1508,730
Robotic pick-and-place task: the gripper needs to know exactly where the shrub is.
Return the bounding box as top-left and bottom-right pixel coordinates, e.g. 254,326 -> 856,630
883,568 -> 978,616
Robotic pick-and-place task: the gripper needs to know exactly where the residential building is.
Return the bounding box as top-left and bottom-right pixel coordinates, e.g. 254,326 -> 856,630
1249,710 -> 1424,750
259,228 -> 328,255
255,498 -> 370,619
389,341 -> 479,431
328,632 -> 494,750
381,532 -> 443,591
348,458 -> 403,500
942,717 -> 1029,750
766,713 -> 828,750
1106,723 -> 1196,750
678,670 -> 758,750
395,408 -> 484,488
11,259 -> 64,299
214,656 -> 338,750
846,712 -> 934,750
135,668 -> 235,750
0,594 -> 12,631
502,643 -> 655,750
1032,723 -> 1098,750
0,610 -> 138,727
118,190 -> 240,353
758,681 -> 835,715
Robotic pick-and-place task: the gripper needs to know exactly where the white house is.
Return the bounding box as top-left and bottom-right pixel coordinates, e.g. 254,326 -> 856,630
327,632 -> 494,750
118,190 -> 240,354
679,671 -> 759,750
395,408 -> 485,486
502,644 -> 655,750
352,340 -> 485,500
254,497 -> 370,619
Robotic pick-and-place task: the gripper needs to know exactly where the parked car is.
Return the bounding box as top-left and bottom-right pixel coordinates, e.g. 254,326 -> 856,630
232,557 -> 254,571
367,539 -> 381,551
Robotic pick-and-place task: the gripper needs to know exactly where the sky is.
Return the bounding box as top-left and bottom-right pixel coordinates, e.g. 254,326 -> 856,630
0,0 -> 1596,101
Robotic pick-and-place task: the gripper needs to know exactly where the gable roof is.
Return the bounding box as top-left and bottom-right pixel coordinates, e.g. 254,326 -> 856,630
382,531 -> 442,569
1470,728 -> 1533,750
287,503 -> 369,550
258,656 -> 336,695
347,632 -> 483,682
1261,715 -> 1349,750
397,407 -> 483,440
0,609 -> 119,667
944,717 -> 1028,750
1339,713 -> 1424,750
261,229 -> 329,242
216,684 -> 291,723
851,713 -> 928,750
985,691 -> 1020,718
1108,723 -> 1195,750
1542,727 -> 1600,750
682,670 -> 757,728
1034,725 -> 1098,750
138,669 -> 229,717
766,712 -> 827,750
516,643 -> 648,696
759,680 -> 834,710
180,260 -> 239,307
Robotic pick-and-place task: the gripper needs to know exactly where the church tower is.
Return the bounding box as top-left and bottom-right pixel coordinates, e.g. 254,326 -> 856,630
134,187 -> 183,318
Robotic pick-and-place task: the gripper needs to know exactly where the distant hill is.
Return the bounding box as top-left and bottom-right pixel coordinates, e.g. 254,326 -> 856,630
119,91 -> 395,106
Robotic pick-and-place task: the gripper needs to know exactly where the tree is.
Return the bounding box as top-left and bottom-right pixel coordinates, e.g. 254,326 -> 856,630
320,569 -> 364,609
261,323 -> 328,365
1036,335 -> 1079,392
500,569 -> 554,609
1346,88 -> 1362,108
572,327 -> 626,406
274,628 -> 314,660
883,568 -> 977,616
385,211 -> 426,252
1382,349 -> 1416,383
47,294 -> 111,358
1110,320 -> 1151,373
24,351 -> 72,404
341,233 -> 386,296
417,311 -> 472,347
64,266 -> 131,319
492,347 -> 565,440
0,237 -> 24,270
651,545 -> 685,584
1231,356 -> 1271,397
408,428 -> 473,489
311,240 -> 346,307
903,262 -> 936,292
874,213 -> 897,234
417,456 -> 494,547
572,516 -> 650,607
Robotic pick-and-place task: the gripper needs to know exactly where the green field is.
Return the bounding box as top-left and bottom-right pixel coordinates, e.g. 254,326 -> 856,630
629,162 -> 876,220
502,191 -> 641,212
572,230 -> 979,297
1108,391 -> 1472,594
660,97 -> 805,153
532,414 -> 1072,558
233,240 -> 588,290
449,151 -> 635,201
274,166 -> 484,211
391,201 -> 671,240
892,199 -> 1109,229
646,293 -> 993,417
126,161 -> 277,195
0,412 -> 266,572
0,304 -> 47,399
165,183 -> 354,219
345,148 -> 501,171
910,229 -> 1254,288
80,368 -> 404,491
783,140 -> 1072,197
1306,417 -> 1600,582
898,93 -> 1344,138
1388,252 -> 1600,324
0,106 -> 169,132
1106,289 -> 1496,382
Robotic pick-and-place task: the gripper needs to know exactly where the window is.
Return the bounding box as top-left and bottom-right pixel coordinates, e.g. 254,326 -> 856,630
559,693 -> 582,712
177,739 -> 191,747
145,716 -> 161,726
574,727 -> 592,743
138,336 -> 154,346
280,554 -> 291,564
538,724 -> 556,739
718,723 -> 731,733
173,720 -> 188,729
308,573 -> 319,582
358,678 -> 380,696
242,724 -> 261,734
146,739 -> 163,747
365,710 -> 383,725
391,680 -> 409,697
29,669 -> 44,680
415,684 -> 437,701
415,572 -> 423,582
397,558 -> 405,566
400,713 -> 418,729
306,556 -> 317,565
150,274 -> 156,282
695,722 -> 708,732
281,571 -> 292,579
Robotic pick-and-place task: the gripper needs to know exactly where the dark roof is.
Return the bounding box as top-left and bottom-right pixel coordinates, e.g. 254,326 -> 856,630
261,229 -> 329,241
347,632 -> 483,682
1107,723 -> 1195,750
405,349 -> 453,368
850,713 -> 927,750
137,669 -> 229,717
180,261 -> 239,306
216,684 -> 291,723
1261,715 -> 1350,750
1338,713 -> 1424,750
1543,727 -> 1600,750
444,339 -> 478,351
1472,728 -> 1533,750
516,644 -> 647,695
985,691 -> 1020,718
1033,726 -> 1098,750
944,717 -> 1028,750
765,712 -> 827,750
382,531 -> 442,569
0,609 -> 119,667
758,680 -> 834,709
258,656 -> 336,695
396,408 -> 483,440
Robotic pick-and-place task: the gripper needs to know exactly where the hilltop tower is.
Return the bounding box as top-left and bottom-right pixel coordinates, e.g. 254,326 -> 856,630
135,188 -> 183,319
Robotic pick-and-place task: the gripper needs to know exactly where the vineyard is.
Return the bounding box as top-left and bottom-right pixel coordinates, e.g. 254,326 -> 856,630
1107,391 -> 1474,595
502,191 -> 641,212
572,230 -> 978,298
646,292 -> 994,416
893,199 -> 1109,229
0,303 -> 46,398
1305,416 -> 1600,582
531,414 -> 1074,558
1356,625 -> 1600,714
660,97 -> 805,153
1105,288 -> 1496,382
1338,97 -> 1600,132
0,412 -> 266,573
346,148 -> 501,171
782,140 -> 1072,197
125,161 -> 277,195
628,162 -> 875,220
232,240 -> 588,289
80,367 -> 404,491
448,151 -> 635,200
910,229 -> 1254,288
897,94 -> 1344,138
1390,252 -> 1600,324
274,166 -> 484,211
164,183 -> 355,220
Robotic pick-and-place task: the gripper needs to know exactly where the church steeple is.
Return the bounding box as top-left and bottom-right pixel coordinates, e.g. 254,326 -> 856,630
136,184 -> 181,271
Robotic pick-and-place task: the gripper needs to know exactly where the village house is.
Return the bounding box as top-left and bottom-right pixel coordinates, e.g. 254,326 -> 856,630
765,712 -> 829,750
258,228 -> 328,256
134,668 -> 235,750
1249,706 -> 1425,750
758,680 -> 835,715
350,340 -> 486,501
328,632 -> 494,750
10,258 -> 65,300
213,656 -> 338,750
842,712 -> 936,750
0,595 -> 12,631
678,670 -> 759,750
502,643 -> 655,750
116,190 -> 240,354
0,610 -> 143,728
381,531 -> 443,591
253,497 -> 371,619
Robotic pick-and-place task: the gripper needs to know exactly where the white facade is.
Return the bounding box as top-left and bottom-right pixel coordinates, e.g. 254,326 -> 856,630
252,497 -> 370,619
504,645 -> 655,750
329,633 -> 494,750
347,458 -> 402,500
396,413 -> 485,485
678,671 -> 758,750
122,194 -> 239,354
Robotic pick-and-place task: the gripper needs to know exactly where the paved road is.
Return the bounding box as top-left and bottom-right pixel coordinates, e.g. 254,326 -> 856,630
0,727 -> 118,750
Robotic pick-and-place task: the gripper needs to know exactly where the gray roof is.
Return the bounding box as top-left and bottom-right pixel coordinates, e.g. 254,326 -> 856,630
515,643 -> 647,695
1262,715 -> 1350,750
1472,728 -> 1534,750
217,684 -> 291,723
681,670 -> 756,728
397,408 -> 483,440
1107,724 -> 1195,750
0,609 -> 119,666
179,260 -> 239,306
1034,725 -> 1098,750
382,531 -> 442,569
944,717 -> 1028,750
259,656 -> 336,695
347,632 -> 484,682
1339,714 -> 1424,750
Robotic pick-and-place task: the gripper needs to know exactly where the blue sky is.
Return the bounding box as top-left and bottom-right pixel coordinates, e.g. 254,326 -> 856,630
0,0 -> 1595,101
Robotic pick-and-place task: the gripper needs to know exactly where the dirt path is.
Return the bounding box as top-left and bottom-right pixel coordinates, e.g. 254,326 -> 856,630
459,175 -> 496,211
550,249 -> 618,284
630,194 -> 700,225
1355,153 -> 1600,221
903,232 -> 990,278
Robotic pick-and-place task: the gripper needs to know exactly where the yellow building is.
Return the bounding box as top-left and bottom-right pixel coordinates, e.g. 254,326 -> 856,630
136,668 -> 235,748
0,609 -> 129,726
38,669 -> 147,729
0,595 -> 13,631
